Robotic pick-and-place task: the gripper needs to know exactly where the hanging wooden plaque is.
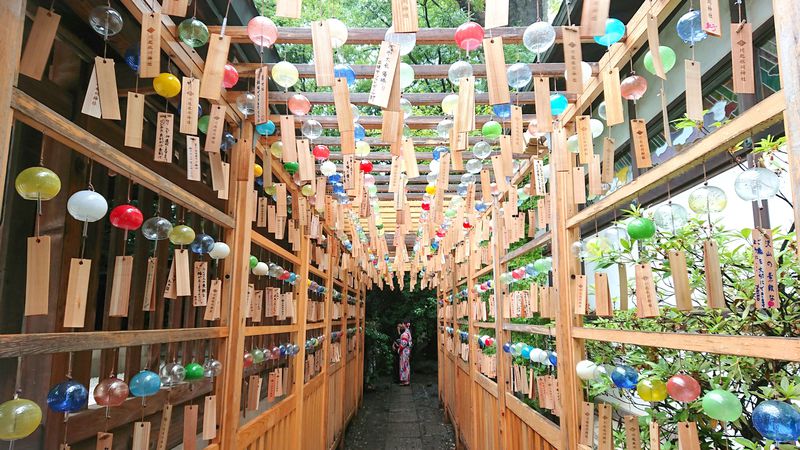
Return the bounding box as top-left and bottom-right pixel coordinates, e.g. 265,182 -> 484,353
699,0 -> 721,36
174,248 -> 192,297
96,432 -> 113,450
401,138 -> 420,178
280,115 -> 298,163
185,136 -> 201,181
392,0 -> 419,32
579,402 -> 595,445
624,416 -> 641,450
156,403 -> 172,450
677,422 -> 700,450
480,169 -> 491,201
204,279 -> 222,321
382,110 -> 403,147
369,41 -> 401,108
297,139 -> 315,181
601,137 -> 615,183
276,183 -> 288,217
81,65 -> 102,118
533,77 -> 553,132
491,155 -> 507,192
510,105 -> 525,152
142,257 -> 157,311
485,0 -> 509,28
597,404 -> 613,450
483,37 -> 510,105
180,77 -> 200,134
154,113 -> 173,163
588,154 -> 602,196
703,239 -> 725,308
574,274 -> 588,315
649,421 -> 661,450
668,250 -> 693,311
685,60 -> 704,123
182,405 -> 198,450
63,258 -> 91,327
532,158 -> 546,195
499,135 -> 514,175
646,14 -> 666,79
217,162 -> 230,200
602,68 -> 624,125
109,255 -> 133,317
200,34 -> 231,100
163,258 -> 176,300
311,20 -> 335,86
19,7 -> 61,81
208,151 -> 224,191
25,236 -> 50,316
139,12 -> 161,78
124,92 -> 145,148
93,58 -> 121,120
635,263 -> 659,317
161,0 -> 188,16
334,78 -> 354,132
572,166 -> 587,205
276,0 -> 302,18
254,67 -> 269,125
581,0 -> 610,37
204,105 -> 225,153
594,272 -> 612,316
563,26 -> 584,93
132,422 -> 151,450
193,261 -> 208,306
202,395 -> 217,440
732,23 -> 755,94
246,375 -> 262,411
685,59 -> 705,122
618,263 -> 629,310
630,119 -> 652,168
576,115 -> 593,164
752,228 -> 780,308
455,76 -> 476,133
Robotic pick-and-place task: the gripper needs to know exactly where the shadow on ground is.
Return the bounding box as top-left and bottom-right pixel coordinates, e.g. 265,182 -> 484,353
344,372 -> 456,450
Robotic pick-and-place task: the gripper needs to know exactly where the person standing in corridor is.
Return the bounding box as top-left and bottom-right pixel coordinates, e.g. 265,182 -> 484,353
398,321 -> 412,386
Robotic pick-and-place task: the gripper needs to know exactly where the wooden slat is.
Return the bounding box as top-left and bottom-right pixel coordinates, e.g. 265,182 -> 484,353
269,114 -> 535,130
11,89 -> 235,228
566,91 -> 786,228
0,327 -> 226,358
207,26 -> 612,45
233,63 -> 593,79
0,0 -> 25,219
572,327 -> 800,362
502,322 -> 556,336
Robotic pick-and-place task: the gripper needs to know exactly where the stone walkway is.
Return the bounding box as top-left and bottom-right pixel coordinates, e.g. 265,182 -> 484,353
344,373 -> 456,450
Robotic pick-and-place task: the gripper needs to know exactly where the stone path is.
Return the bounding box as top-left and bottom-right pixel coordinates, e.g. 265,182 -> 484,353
344,373 -> 456,450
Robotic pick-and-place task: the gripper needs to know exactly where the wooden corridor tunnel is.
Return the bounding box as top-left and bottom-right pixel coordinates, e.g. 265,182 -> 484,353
0,0 -> 799,449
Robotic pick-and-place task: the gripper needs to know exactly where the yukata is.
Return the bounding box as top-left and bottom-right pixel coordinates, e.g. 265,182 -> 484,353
398,329 -> 412,384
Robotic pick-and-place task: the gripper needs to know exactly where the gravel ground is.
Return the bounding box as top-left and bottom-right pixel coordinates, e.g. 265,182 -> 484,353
344,373 -> 456,450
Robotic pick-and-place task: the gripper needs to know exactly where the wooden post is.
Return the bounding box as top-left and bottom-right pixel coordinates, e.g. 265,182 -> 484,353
491,204 -> 509,448
218,122 -> 254,448
467,237 -> 480,448
291,226 -> 311,449
319,239 -> 336,445
772,0 -> 800,255
0,0 -> 25,216
550,124 -> 584,450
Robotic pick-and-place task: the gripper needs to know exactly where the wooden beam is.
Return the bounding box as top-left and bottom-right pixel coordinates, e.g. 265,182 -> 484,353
567,91 -> 786,228
251,230 -> 300,264
263,135 -> 491,147
10,89 -> 235,228
207,26 -> 616,45
233,63 -> 595,79
501,231 -> 551,263
244,324 -> 300,336
271,114 -> 535,129
254,91 -> 571,106
773,0 -> 800,255
573,327 -> 800,362
505,393 -> 561,448
502,322 -> 556,336
0,0 -> 25,218
0,328 -> 226,358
